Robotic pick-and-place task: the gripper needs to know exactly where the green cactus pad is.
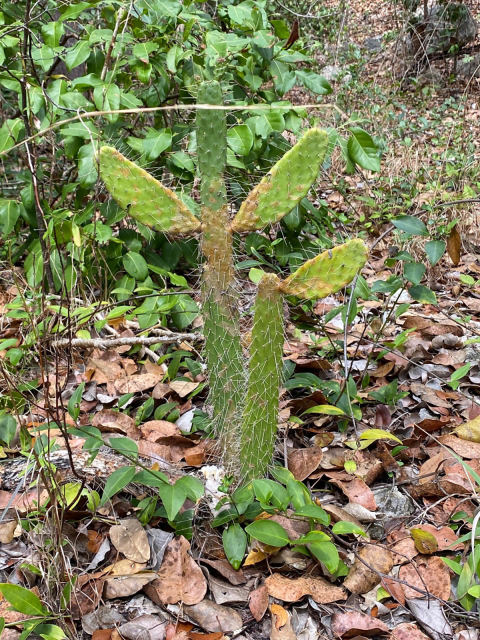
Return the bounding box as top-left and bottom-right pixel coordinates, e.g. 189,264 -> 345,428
99,146 -> 200,235
231,128 -> 329,233
280,239 -> 368,300
241,273 -> 284,481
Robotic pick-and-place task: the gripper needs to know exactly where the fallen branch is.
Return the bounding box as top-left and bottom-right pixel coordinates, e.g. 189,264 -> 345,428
50,334 -> 204,348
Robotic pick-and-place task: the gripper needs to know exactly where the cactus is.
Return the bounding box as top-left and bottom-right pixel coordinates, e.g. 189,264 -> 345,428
241,273 -> 284,480
196,82 -> 244,468
98,80 -> 368,480
231,128 -> 329,233
99,146 -> 200,235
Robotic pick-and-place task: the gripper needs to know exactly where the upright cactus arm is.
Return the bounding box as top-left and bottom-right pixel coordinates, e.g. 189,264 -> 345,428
280,239 -> 368,299
240,273 -> 284,482
98,146 -> 200,235
197,81 -> 245,468
231,128 -> 329,233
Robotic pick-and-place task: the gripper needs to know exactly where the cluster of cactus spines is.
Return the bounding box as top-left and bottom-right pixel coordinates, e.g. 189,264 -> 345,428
280,239 -> 369,300
196,82 -> 245,468
99,146 -> 200,235
231,128 -> 329,233
98,79 -> 369,480
240,273 -> 284,481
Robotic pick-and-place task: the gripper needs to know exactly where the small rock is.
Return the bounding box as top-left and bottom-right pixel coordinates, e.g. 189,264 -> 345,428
416,68 -> 445,88
466,343 -> 480,363
457,54 -> 480,79
370,486 -> 415,538
364,36 -> 383,52
320,65 -> 342,83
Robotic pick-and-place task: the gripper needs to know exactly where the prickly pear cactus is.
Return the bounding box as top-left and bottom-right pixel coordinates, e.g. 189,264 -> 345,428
196,81 -> 244,468
99,147 -> 200,235
241,273 -> 284,481
231,128 -> 329,233
280,239 -> 369,299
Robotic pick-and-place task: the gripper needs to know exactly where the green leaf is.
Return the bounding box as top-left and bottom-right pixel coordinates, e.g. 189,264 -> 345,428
227,125 -> 254,156
293,503 -> 329,525
223,523 -> 247,570
59,2 -> 93,21
409,284 -> 437,305
99,466 -> 136,506
425,240 -> 446,266
0,200 -> 21,236
468,585 -> 480,597
142,129 -> 172,161
458,561 -> 473,599
0,617 -> 4,636
292,530 -> 331,545
392,215 -> 429,237
67,382 -> 85,422
332,521 -> 367,536
109,437 -> 138,459
254,112 -> 285,138
252,479 -> 273,504
158,482 -> 187,521
296,70 -> 332,95
133,42 -> 159,64
404,262 -> 425,285
0,584 -> 46,616
0,119 -> 24,154
123,252 -> 149,280
133,469 -> 169,487
359,429 -> 402,444
41,22 -> 65,47
65,40 -> 91,71
93,84 -> 121,123
347,127 -> 380,172
175,476 -> 204,502
286,479 -> 310,510
0,414 -> 16,446
245,520 -> 289,547
449,362 -> 471,390
301,405 -> 346,416
269,60 -> 296,95
308,541 -> 339,573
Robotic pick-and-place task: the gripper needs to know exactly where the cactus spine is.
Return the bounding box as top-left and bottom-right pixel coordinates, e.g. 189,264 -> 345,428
196,82 -> 244,468
98,80 -> 369,481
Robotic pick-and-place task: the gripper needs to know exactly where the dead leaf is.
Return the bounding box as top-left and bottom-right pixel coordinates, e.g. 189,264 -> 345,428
70,571 -> 106,619
323,504 -> 365,529
381,577 -> 405,605
287,447 -> 323,481
169,380 -> 199,397
249,585 -> 269,622
92,409 -> 140,440
390,623 -> 430,640
270,605 -> 297,640
331,478 -> 377,511
447,224 -> 461,265
115,373 -> 164,394
118,615 -> 167,640
437,435 -> 480,459
0,520 -> 17,544
144,536 -> 207,605
86,355 -> 124,383
92,631 -> 113,640
87,530 -> 105,553
109,519 -> 150,563
331,612 -> 388,638
165,623 -> 193,640
104,573 -> 157,599
183,600 -> 243,633
398,555 -> 451,600
344,545 -> 393,594
138,440 -> 173,463
199,558 -> 246,585
208,575 -> 249,605
269,514 -> 309,540
184,442 -> 206,466
265,573 -> 346,604
455,415 -> 480,443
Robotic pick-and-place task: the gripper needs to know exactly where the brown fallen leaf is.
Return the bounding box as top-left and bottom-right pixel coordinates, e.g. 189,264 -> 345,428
144,536 -> 207,606
331,478 -> 377,511
265,573 -> 346,604
115,373 -> 164,394
166,623 -> 194,640
183,600 -> 243,633
398,555 -> 451,600
70,571 -> 106,619
455,415 -> 480,443
0,520 -> 17,544
104,573 -> 157,599
92,409 -> 140,440
381,577 -> 405,605
447,224 -> 461,265
331,612 -> 388,638
199,558 -> 246,585
323,504 -> 364,529
269,514 -> 309,541
344,544 -> 393,594
86,355 -> 124,383
287,447 -> 323,481
249,585 -> 269,622
118,615 -> 167,640
109,518 -> 150,563
169,380 -> 199,397
437,435 -> 480,459
270,605 -> 297,640
390,623 -> 430,640
92,631 -> 113,640
104,558 -> 146,576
